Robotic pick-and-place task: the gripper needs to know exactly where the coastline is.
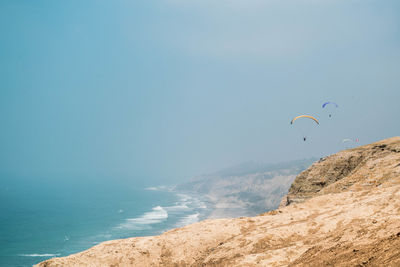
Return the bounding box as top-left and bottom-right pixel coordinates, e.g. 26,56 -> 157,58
5,186 -> 209,267
20,159 -> 312,266
35,137 -> 400,267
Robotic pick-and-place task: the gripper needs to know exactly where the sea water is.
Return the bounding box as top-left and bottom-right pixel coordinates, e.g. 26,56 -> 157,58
0,176 -> 208,266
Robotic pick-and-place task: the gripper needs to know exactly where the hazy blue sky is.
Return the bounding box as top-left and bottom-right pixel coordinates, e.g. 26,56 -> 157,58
1,0 -> 400,184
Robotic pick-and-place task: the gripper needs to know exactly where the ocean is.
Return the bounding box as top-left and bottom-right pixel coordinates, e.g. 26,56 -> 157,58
0,176 -> 208,266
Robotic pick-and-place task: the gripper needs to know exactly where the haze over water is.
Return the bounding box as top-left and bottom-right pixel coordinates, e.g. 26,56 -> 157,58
1,0 -> 400,266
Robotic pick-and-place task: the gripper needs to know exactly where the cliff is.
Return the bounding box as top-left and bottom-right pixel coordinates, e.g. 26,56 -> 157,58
280,136 -> 400,207
38,137 -> 400,266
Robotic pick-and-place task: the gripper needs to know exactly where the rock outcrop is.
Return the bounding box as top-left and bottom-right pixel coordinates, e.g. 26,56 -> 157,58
37,137 -> 400,266
280,136 -> 400,207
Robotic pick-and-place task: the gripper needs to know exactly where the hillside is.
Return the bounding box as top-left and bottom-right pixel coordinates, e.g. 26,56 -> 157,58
281,136 -> 400,207
37,137 -> 400,266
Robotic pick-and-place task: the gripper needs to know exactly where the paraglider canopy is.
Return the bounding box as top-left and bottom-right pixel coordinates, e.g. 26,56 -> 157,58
322,102 -> 338,118
322,102 -> 338,108
290,115 -> 319,142
343,138 -> 359,143
290,115 -> 319,125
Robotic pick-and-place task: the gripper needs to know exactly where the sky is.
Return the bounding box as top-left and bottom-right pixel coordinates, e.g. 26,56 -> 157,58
1,0 -> 400,185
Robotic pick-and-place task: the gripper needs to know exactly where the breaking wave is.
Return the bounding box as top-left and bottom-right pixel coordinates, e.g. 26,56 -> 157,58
176,213 -> 200,227
19,253 -> 60,257
115,206 -> 168,230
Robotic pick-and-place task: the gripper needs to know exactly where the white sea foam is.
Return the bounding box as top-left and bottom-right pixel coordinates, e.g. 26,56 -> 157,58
164,204 -> 190,212
144,187 -> 158,191
176,193 -> 192,202
176,213 -> 200,227
144,185 -> 172,191
114,190 -> 208,234
115,206 -> 168,230
191,197 -> 207,209
19,253 -> 60,257
199,203 -> 207,209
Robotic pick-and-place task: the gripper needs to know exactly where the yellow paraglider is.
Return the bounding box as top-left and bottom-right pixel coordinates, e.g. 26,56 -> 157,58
290,115 -> 319,125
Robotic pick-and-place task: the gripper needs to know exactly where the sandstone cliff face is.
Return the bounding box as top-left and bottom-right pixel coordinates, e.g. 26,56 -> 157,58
280,136 -> 400,207
38,137 -> 400,267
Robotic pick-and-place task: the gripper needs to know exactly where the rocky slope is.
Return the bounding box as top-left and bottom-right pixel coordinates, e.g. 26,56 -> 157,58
38,137 -> 400,266
280,136 -> 400,207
